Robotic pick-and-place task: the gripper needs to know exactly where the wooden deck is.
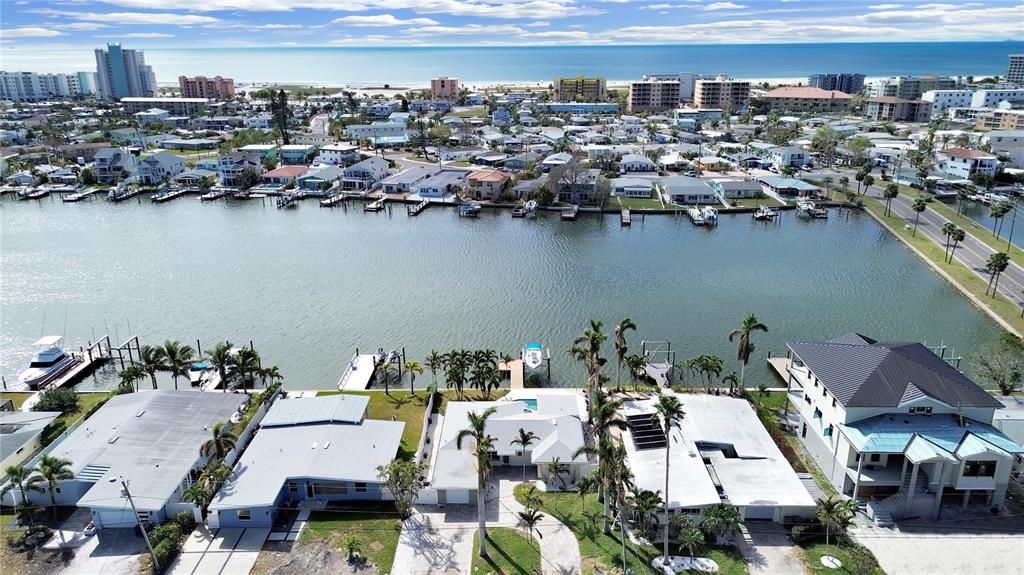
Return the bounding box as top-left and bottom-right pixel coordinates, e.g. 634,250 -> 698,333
498,359 -> 525,389
337,353 -> 378,390
766,356 -> 793,383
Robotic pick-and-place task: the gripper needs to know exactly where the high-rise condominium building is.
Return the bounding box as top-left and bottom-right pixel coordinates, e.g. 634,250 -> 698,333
431,76 -> 459,101
1008,55 -> 1024,85
693,76 -> 751,110
553,76 -> 607,102
807,73 -> 865,94
95,44 -> 157,100
0,71 -> 96,101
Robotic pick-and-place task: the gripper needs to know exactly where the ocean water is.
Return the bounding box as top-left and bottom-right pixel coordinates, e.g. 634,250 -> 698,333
5,42 -> 1022,86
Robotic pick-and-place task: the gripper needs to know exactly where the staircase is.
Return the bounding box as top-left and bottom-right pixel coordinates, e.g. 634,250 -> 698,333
868,469 -> 929,526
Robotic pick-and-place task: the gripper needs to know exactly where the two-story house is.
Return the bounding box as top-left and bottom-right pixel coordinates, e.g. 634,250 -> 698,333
554,168 -> 601,204
936,147 -> 999,180
137,151 -> 185,185
466,169 -> 512,201
780,333 -> 1021,523
92,147 -> 139,184
341,157 -> 389,191
218,152 -> 263,188
767,146 -> 809,169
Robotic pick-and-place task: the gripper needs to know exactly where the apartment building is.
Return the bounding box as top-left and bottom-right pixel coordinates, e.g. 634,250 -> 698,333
628,79 -> 681,112
867,76 -> 958,100
178,75 -> 235,99
971,87 -> 1024,108
431,76 -> 459,101
694,76 -> 751,110
922,90 -> 974,119
0,71 -> 96,101
553,76 -> 607,102
1007,54 -> 1024,85
807,73 -> 865,94
94,44 -> 157,100
864,97 -> 932,122
120,97 -> 209,115
762,86 -> 852,113
976,109 -> 1024,131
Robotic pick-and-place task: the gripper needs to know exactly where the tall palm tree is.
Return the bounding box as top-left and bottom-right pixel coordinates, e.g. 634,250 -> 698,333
883,183 -> 899,216
259,365 -> 283,388
200,421 -> 237,463
31,454 -> 74,518
456,407 -> 498,558
589,391 -> 625,533
655,395 -> 685,565
2,465 -> 43,526
630,489 -> 662,538
948,227 -> 965,263
729,314 -> 768,391
518,507 -> 545,545
613,318 -> 637,392
570,320 -> 607,409
118,364 -> 146,394
404,360 -> 423,395
139,344 -> 167,390
425,350 -> 443,388
234,348 -> 261,393
547,457 -> 569,490
376,361 -> 394,396
911,197 -> 927,237
161,340 -> 195,391
575,475 -> 595,514
821,176 -> 833,200
816,495 -> 857,554
721,372 -> 739,395
205,341 -> 234,393
986,252 -> 1010,297
510,428 -> 539,482
942,222 -> 957,260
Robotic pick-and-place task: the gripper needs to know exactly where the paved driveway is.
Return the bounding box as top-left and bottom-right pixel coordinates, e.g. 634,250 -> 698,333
735,523 -> 806,575
58,528 -> 145,575
853,524 -> 1024,575
168,526 -> 269,575
391,510 -> 476,575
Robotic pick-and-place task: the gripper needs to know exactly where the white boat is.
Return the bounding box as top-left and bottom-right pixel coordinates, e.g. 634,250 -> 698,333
524,200 -> 538,215
797,200 -> 828,218
752,205 -> 779,221
459,202 -> 482,217
524,343 -> 544,369
701,206 -> 718,225
18,336 -> 77,390
189,363 -> 212,387
687,207 -> 705,225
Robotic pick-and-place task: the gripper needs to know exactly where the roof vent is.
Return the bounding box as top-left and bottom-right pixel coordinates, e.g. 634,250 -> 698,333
136,410 -> 146,417
311,441 -> 318,449
108,435 -> 119,444
323,441 -> 331,450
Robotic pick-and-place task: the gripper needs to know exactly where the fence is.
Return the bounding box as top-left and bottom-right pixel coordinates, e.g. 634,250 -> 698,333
415,390 -> 438,466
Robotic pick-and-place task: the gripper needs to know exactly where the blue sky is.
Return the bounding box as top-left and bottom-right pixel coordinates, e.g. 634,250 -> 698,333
1,0 -> 1022,48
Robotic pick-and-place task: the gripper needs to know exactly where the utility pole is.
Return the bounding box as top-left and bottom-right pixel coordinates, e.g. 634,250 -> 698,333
120,477 -> 160,571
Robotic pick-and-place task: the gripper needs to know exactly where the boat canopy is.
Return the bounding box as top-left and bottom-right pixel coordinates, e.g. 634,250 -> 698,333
33,336 -> 63,347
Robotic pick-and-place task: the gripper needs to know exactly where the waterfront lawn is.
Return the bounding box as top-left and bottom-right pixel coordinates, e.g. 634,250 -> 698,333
450,108 -> 488,118
513,484 -> 659,575
471,527 -> 541,575
436,389 -> 508,415
613,193 -> 664,210
754,390 -> 790,413
300,504 -> 402,574
319,390 -> 426,461
863,197 -> 1024,336
0,392 -> 33,410
798,540 -> 884,575
39,392 -> 111,447
724,197 -> 784,209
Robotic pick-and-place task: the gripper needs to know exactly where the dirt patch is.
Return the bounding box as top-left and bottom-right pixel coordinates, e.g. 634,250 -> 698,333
251,540 -> 376,575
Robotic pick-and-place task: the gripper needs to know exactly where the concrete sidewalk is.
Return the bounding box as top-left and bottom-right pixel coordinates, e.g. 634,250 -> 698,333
167,525 -> 269,575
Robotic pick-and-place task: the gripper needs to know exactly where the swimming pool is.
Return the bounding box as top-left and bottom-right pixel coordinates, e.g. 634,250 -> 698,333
522,399 -> 538,411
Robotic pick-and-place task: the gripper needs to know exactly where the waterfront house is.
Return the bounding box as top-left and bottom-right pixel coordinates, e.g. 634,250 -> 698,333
768,146 -> 810,169
610,177 -> 655,198
555,168 -> 602,204
174,168 -> 217,187
711,178 -> 761,200
218,152 -> 263,188
620,154 -> 658,173
137,151 -> 185,185
757,176 -> 820,198
660,176 -> 717,205
341,157 -> 389,191
780,333 -> 1022,521
237,144 -> 278,160
46,166 -> 81,186
278,144 -> 317,166
297,165 -> 344,192
315,143 -> 360,166
0,391 -> 245,529
380,166 -> 436,194
623,393 -> 815,523
92,147 -> 138,184
413,169 -> 469,198
936,147 -> 999,180
504,151 -> 543,171
540,152 -> 572,172
261,165 -> 309,186
0,410 -> 60,470
208,394 -> 403,529
430,391 -> 591,504
466,169 -> 512,201
6,170 -> 36,187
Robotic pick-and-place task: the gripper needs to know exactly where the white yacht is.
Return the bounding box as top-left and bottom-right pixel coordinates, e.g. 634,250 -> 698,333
18,336 -> 77,390
524,343 -> 544,369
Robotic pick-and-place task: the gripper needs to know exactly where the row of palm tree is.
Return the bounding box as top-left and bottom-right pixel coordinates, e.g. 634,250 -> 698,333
119,340 -> 279,394
3,454 -> 75,528
429,349 -> 504,400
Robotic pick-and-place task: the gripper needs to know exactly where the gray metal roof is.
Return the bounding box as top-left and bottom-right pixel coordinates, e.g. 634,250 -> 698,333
380,165 -> 436,185
51,391 -> 245,511
0,410 -> 61,463
788,334 -> 1003,409
209,418 -> 404,510
261,394 -> 369,428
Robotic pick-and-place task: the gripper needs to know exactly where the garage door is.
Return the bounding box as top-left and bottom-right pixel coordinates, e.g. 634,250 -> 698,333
446,489 -> 470,504
743,506 -> 775,521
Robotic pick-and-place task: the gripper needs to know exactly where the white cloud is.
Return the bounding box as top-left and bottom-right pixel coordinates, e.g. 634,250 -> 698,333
63,22 -> 110,30
331,14 -> 439,27
867,3 -> 903,8
0,27 -> 65,38
114,32 -> 176,38
404,24 -> 527,35
704,2 -> 747,10
29,9 -> 220,25
527,20 -> 552,26
517,30 -> 591,39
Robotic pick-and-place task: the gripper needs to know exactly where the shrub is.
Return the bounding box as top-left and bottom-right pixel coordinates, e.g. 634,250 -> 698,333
172,511 -> 196,533
152,538 -> 179,572
33,388 -> 80,413
790,520 -> 826,545
147,522 -> 181,548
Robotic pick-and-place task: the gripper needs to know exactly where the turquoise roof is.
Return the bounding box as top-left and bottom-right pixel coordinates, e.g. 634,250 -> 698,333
842,414 -> 1022,455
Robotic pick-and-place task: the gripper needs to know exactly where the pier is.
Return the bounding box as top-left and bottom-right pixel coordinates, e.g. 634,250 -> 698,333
151,188 -> 189,203
640,341 -> 676,387
561,205 -> 579,221
408,198 -> 429,216
364,198 -> 386,212
62,188 -> 101,202
337,352 -> 379,391
320,193 -> 347,207
11,336 -> 114,401
107,187 -> 140,202
18,188 -> 49,200
201,189 -> 230,201
499,359 -> 525,389
276,192 -> 300,209
621,208 -> 631,227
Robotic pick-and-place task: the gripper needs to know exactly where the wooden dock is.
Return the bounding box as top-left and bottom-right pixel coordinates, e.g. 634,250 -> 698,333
18,188 -> 49,200
499,359 -> 525,389
337,353 -> 379,390
151,189 -> 189,203
201,190 -> 229,201
766,356 -> 793,382
320,193 -> 347,207
621,208 -> 631,226
276,192 -> 300,209
364,198 -> 386,212
62,188 -> 101,202
561,205 -> 579,220
408,199 -> 429,216
107,187 -> 139,202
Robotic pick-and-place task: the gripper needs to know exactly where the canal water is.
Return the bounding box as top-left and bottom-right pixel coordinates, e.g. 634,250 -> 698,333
0,197 -> 1003,391
959,197 -> 1023,251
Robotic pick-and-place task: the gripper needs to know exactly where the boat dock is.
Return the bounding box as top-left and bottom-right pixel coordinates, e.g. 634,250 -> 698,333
15,336 -> 114,400
499,359 -> 525,389
200,189 -> 230,201
621,208 -> 631,227
276,192 -> 301,209
62,188 -> 101,202
337,352 -> 380,391
641,341 -> 676,387
18,188 -> 49,200
320,193 -> 347,207
408,198 -> 429,216
151,188 -> 189,203
766,355 -> 794,383
364,198 -> 386,212
107,187 -> 140,202
561,205 -> 579,220
686,207 -> 705,225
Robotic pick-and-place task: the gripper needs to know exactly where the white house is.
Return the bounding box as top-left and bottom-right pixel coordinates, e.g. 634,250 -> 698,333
937,147 -> 999,180
619,153 -> 657,173
341,157 -> 389,191
137,151 -> 185,185
610,176 -> 655,198
781,333 -> 1022,522
767,146 -> 809,169
660,175 -> 717,205
315,143 -> 360,166
345,123 -> 407,140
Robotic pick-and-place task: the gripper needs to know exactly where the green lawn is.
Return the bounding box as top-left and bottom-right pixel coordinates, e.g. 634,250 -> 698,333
613,193 -> 665,210
436,389 -> 508,415
448,108 -> 488,118
0,392 -> 33,410
754,390 -> 790,413
300,505 -> 402,574
798,541 -> 885,575
724,197 -> 784,209
471,527 -> 542,575
318,390 -> 427,461
863,197 -> 1024,335
39,392 -> 111,447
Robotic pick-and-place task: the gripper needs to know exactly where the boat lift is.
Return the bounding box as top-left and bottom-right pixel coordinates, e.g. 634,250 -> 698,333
640,340 -> 676,387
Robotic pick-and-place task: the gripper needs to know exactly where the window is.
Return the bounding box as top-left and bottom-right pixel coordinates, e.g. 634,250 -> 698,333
824,424 -> 833,437
813,408 -> 822,419
963,460 -> 997,478
832,398 -> 837,408
822,387 -> 827,397
354,482 -> 368,493
287,482 -> 298,493
237,510 -> 251,521
870,454 -> 881,463
316,483 -> 349,495
909,406 -> 933,415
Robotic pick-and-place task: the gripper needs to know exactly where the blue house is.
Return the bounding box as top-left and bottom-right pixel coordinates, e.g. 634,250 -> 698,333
208,394 -> 404,529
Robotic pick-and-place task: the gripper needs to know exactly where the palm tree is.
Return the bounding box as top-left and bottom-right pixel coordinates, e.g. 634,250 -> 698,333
696,354 -> 723,391
677,524 -> 705,562
587,391 -> 625,533
700,503 -> 742,541
206,341 -> 234,393
729,314 -> 768,391
655,395 -> 685,565
570,320 -> 607,409
139,344 -> 167,390
161,340 -> 195,391
613,318 -> 637,392
259,365 -> 282,388
941,222 -> 957,260
425,350 -> 443,388
838,175 -> 850,195
630,489 -> 662,538
2,465 -> 43,527
911,197 -> 927,237
986,252 -> 1010,297
816,495 -> 857,554
234,348 -> 261,393
200,421 -> 238,463
575,475 -> 595,514
404,360 -> 423,395
625,353 -> 645,390
883,183 -> 899,216
821,176 -> 833,200
547,457 -> 569,491
518,507 -> 545,545
118,364 -> 145,393
948,227 -> 965,263
31,454 -> 73,518
956,185 -> 973,216
182,481 -> 212,509
510,428 -> 539,482
456,407 -> 498,558
862,174 -> 874,194
721,372 -> 739,395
